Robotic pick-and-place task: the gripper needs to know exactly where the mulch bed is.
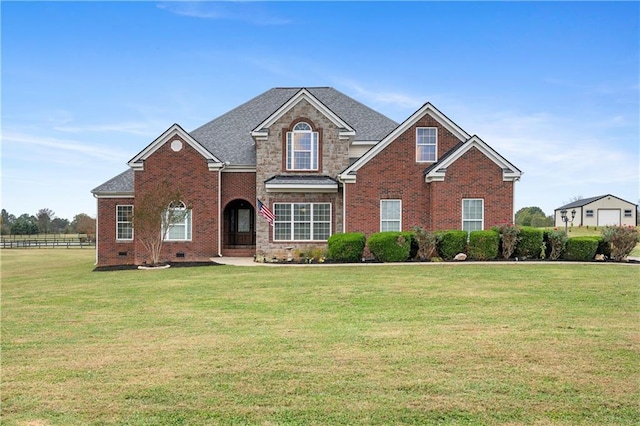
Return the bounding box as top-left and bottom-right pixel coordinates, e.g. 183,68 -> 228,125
93,261 -> 222,272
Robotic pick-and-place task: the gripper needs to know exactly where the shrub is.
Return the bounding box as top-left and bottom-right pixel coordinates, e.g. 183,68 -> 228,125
437,230 -> 468,261
495,223 -> 520,259
468,230 -> 499,260
327,233 -> 366,263
412,227 -> 440,260
366,231 -> 412,262
545,229 -> 568,260
601,226 -> 640,261
516,227 -> 544,259
562,237 -> 599,261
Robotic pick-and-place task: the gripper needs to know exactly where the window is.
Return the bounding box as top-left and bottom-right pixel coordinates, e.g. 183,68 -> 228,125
164,201 -> 192,241
416,127 -> 437,162
380,200 -> 401,232
286,122 -> 319,170
586,210 -> 594,217
624,209 -> 632,217
273,203 -> 331,241
462,199 -> 483,233
116,205 -> 133,240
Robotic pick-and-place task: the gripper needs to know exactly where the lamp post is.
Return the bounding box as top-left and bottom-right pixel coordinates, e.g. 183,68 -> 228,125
560,208 -> 576,234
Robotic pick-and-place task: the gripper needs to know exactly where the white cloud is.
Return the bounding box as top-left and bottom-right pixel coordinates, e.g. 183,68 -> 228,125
2,132 -> 128,163
156,1 -> 290,25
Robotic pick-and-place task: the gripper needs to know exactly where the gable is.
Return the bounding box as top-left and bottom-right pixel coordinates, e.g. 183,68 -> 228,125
424,135 -> 522,182
339,102 -> 470,182
128,124 -> 223,171
251,88 -> 355,141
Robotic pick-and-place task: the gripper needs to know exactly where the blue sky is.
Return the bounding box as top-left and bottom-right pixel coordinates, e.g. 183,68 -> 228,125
2,1 -> 638,221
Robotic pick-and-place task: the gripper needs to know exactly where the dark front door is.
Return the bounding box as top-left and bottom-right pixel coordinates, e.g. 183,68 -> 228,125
224,200 -> 256,247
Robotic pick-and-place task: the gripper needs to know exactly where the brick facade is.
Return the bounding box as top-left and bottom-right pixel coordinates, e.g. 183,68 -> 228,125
133,136 -> 219,264
93,89 -> 520,266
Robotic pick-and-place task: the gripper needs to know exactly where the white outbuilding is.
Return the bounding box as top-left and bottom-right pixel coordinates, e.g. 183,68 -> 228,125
554,194 -> 638,228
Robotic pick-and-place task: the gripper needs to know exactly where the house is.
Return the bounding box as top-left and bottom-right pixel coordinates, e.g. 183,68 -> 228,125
554,195 -> 638,228
91,87 -> 522,266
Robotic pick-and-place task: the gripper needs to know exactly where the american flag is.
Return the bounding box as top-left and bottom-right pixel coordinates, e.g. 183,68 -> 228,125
258,200 -> 276,226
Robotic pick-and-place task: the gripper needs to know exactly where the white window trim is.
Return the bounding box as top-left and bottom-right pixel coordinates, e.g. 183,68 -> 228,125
380,199 -> 402,232
286,122 -> 319,171
462,198 -> 484,233
273,203 -> 332,241
416,127 -> 437,163
163,202 -> 192,242
586,209 -> 594,217
116,204 -> 134,241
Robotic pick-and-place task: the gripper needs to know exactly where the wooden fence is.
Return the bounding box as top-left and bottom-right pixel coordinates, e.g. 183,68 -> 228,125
0,234 -> 95,249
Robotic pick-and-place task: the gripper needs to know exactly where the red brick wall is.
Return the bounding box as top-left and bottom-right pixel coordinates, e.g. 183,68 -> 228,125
430,147 -> 514,230
346,115 -> 514,235
221,172 -> 256,208
346,114 -> 462,235
96,197 -> 135,266
134,136 -> 219,264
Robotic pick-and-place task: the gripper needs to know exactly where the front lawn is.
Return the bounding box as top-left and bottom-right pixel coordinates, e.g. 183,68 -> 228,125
1,249 -> 638,425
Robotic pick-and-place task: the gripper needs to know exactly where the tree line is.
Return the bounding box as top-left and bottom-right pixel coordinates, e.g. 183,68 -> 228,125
1,208 -> 96,236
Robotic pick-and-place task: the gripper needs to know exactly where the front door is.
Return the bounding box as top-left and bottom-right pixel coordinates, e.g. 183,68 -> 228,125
224,200 -> 256,247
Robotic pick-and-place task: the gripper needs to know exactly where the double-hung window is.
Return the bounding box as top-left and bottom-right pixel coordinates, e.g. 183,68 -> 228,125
416,127 -> 437,162
462,199 -> 484,233
164,201 -> 192,241
116,205 -> 133,240
380,199 -> 401,232
273,203 -> 331,241
286,122 -> 319,171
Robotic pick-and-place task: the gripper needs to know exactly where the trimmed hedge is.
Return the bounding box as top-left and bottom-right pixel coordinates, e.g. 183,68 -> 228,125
437,230 -> 468,261
327,232 -> 366,263
468,230 -> 499,260
562,237 -> 600,261
367,231 -> 412,262
516,227 -> 544,259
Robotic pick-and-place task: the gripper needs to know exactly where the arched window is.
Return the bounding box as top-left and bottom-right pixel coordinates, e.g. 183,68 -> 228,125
286,122 -> 318,170
164,201 -> 192,241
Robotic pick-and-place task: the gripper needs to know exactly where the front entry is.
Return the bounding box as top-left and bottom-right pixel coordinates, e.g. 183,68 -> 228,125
223,199 -> 256,255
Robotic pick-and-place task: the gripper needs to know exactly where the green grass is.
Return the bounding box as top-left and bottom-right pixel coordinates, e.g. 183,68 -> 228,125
2,250 -> 639,425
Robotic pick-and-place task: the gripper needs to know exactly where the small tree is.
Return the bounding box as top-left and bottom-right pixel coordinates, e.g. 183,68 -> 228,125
133,180 -> 188,266
602,226 -> 640,262
73,214 -> 96,241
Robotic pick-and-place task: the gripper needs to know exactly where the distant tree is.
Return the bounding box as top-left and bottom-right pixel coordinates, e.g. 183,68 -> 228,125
515,206 -> 553,227
51,217 -> 71,234
36,208 -> 55,234
133,180 -> 188,266
563,195 -> 584,205
11,214 -> 39,235
72,214 -> 96,238
1,209 -> 16,235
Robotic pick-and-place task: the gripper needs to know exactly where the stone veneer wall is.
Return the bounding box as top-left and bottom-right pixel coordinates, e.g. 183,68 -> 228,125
255,99 -> 352,259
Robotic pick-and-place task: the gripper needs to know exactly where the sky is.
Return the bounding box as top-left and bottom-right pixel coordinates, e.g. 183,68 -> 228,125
2,1 -> 639,221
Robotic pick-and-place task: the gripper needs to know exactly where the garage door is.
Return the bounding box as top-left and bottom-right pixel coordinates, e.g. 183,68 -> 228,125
598,209 -> 620,226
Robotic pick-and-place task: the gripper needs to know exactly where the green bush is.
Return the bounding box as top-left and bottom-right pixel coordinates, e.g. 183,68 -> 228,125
437,230 -> 468,261
562,237 -> 599,261
516,227 -> 544,259
366,231 -> 412,262
327,232 -> 366,263
468,230 -> 499,260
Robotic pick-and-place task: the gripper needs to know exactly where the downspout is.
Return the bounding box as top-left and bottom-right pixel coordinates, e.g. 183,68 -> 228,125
338,176 -> 347,233
93,194 -> 99,265
217,161 -> 229,257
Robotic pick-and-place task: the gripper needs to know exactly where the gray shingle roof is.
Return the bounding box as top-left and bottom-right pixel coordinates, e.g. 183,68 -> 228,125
556,194 -> 637,210
93,87 -> 398,194
91,169 -> 134,195
189,87 -> 398,165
